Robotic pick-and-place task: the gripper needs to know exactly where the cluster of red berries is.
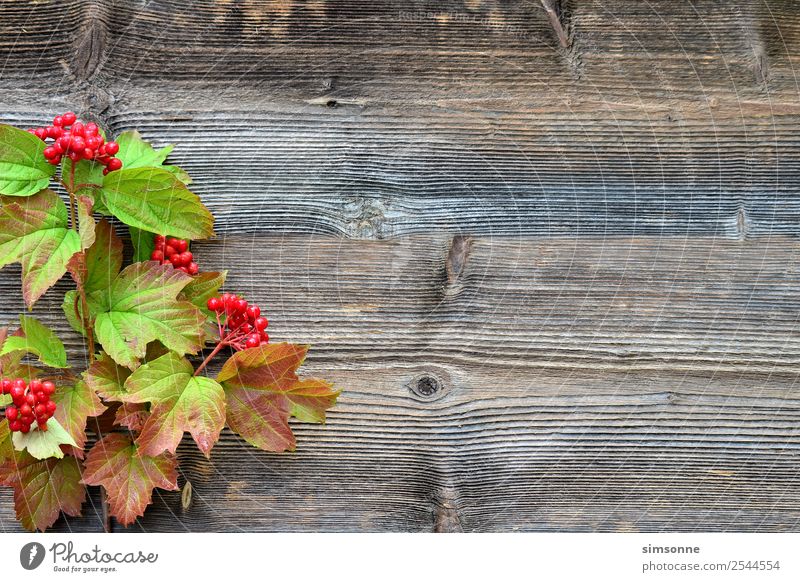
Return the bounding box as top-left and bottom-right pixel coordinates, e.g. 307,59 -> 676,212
207,294 -> 270,350
1,378 -> 57,433
151,235 -> 199,275
28,111 -> 123,174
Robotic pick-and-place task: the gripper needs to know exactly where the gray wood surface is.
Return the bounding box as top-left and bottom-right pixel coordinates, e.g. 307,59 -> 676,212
1,0 -> 800,532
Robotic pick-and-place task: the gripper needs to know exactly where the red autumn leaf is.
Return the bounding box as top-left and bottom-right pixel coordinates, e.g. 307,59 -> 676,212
217,343 -> 339,453
114,403 -> 149,432
0,451 -> 85,531
81,433 -> 178,527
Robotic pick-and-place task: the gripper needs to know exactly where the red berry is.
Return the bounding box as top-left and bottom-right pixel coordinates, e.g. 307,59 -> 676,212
245,334 -> 261,348
10,385 -> 24,402
29,379 -> 42,391
45,400 -> 57,414
5,406 -> 18,421
69,151 -> 81,162
166,237 -> 179,248
71,121 -> 85,136
151,250 -> 164,262
25,393 -> 35,406
46,126 -> 62,139
19,404 -> 32,417
84,122 -> 98,136
37,421 -> 48,431
177,266 -> 189,273
105,141 -> 119,155
207,297 -> 222,312
154,234 -> 166,245
246,305 -> 260,320
42,381 -> 55,395
254,317 -> 268,331
1,379 -> 12,394
68,136 -> 86,152
179,251 -> 193,266
235,299 -> 248,314
107,157 -> 123,171
9,420 -> 22,432
187,262 -> 199,275
170,254 -> 183,267
164,245 -> 177,258
48,156 -> 61,165
34,127 -> 47,140
62,111 -> 76,126
34,404 -> 46,417
19,423 -> 30,434
34,391 -> 47,404
53,115 -> 64,127
260,332 -> 270,343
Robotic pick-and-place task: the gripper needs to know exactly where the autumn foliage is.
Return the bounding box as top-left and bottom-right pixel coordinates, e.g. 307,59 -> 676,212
0,115 -> 339,530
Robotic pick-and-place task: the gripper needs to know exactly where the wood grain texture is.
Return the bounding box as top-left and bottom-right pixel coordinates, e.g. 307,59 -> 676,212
0,235 -> 799,531
1,0 -> 799,532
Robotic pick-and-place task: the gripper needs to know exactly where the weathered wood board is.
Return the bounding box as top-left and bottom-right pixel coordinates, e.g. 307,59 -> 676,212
1,1 -> 800,531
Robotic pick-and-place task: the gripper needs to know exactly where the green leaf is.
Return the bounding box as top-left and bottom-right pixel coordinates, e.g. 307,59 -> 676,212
83,352 -> 132,401
76,194 -> 96,249
82,433 -> 179,527
61,290 -> 85,336
121,352 -> 226,457
0,420 -> 11,463
181,270 -> 227,314
0,189 -> 81,307
286,378 -> 340,424
69,218 -> 122,295
0,124 -> 56,197
0,315 -> 68,368
91,262 -> 206,369
116,130 -> 173,168
0,327 -> 40,380
52,381 -> 107,456
129,225 -> 156,263
100,167 -> 214,240
11,417 -> 78,460
216,343 -> 339,453
0,452 -> 85,531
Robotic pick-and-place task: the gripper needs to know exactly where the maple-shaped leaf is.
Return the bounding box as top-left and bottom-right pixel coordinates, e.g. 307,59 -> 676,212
0,451 -> 85,531
83,352 -> 132,401
0,314 -> 68,368
100,167 -> 213,240
0,327 -> 40,381
0,124 -> 56,197
12,417 -> 78,460
217,342 -> 309,390
90,262 -> 206,369
217,344 -> 339,453
115,403 -> 149,432
181,270 -> 227,315
286,378 -> 340,423
0,419 -> 11,463
0,189 -> 81,307
81,433 -> 178,527
64,218 -> 123,337
52,381 -> 107,458
121,351 -> 225,457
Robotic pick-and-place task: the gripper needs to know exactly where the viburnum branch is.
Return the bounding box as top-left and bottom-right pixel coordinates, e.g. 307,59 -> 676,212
0,112 -> 339,532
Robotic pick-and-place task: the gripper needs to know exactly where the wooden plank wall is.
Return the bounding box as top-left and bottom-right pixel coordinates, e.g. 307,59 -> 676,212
1,0 -> 800,532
